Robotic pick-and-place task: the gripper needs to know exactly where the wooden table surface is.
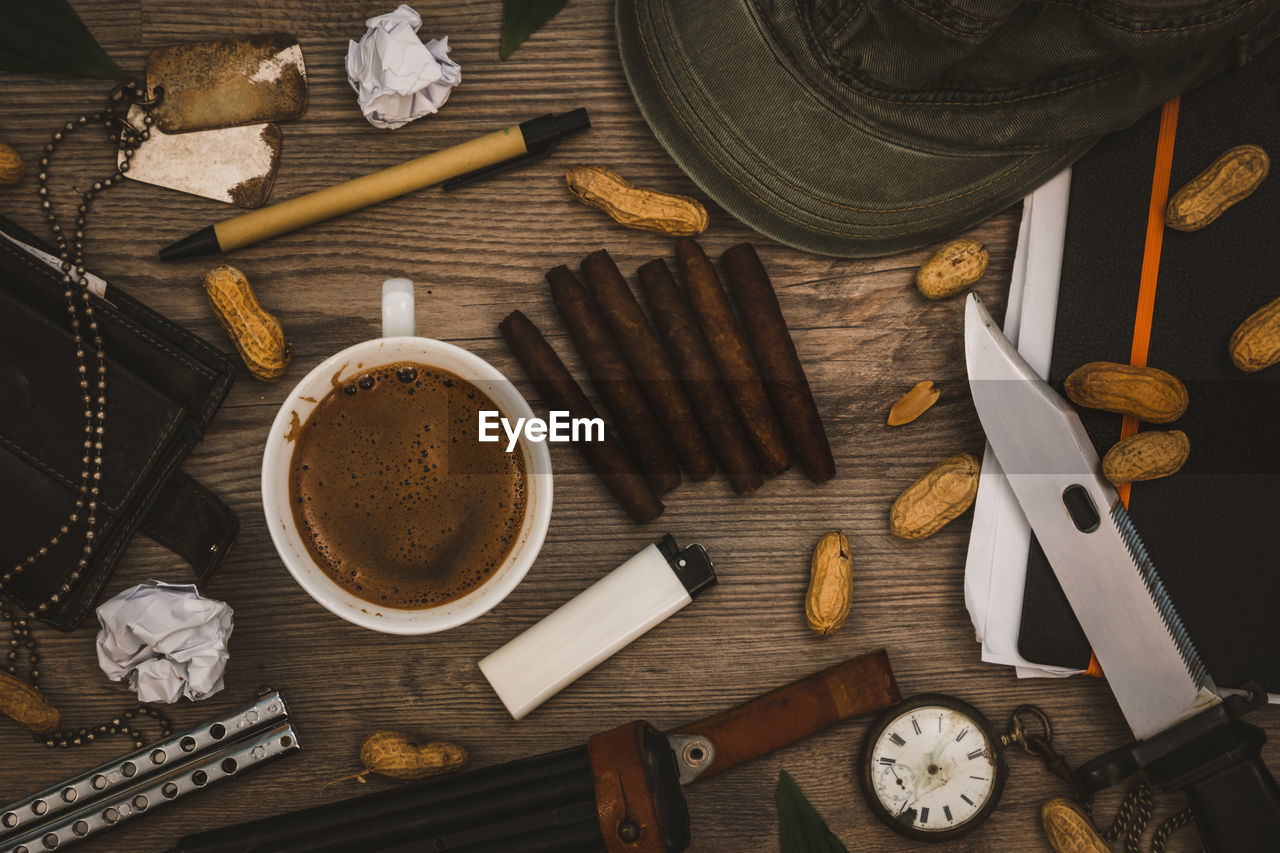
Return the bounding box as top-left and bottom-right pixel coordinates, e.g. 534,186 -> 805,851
1,2 -> 1269,851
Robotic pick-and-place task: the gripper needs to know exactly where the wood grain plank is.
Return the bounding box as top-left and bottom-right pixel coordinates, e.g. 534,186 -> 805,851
0,2 -> 1241,852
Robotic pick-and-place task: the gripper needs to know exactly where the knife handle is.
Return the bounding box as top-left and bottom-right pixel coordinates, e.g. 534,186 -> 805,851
1147,719 -> 1280,852
668,648 -> 900,783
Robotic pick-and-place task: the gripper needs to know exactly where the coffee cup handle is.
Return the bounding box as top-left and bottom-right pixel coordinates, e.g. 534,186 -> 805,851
381,278 -> 416,338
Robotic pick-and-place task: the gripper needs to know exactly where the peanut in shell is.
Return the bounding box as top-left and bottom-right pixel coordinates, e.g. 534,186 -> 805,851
1102,430 -> 1189,486
0,143 -> 24,186
1041,798 -> 1108,853
203,265 -> 292,382
0,670 -> 60,734
360,730 -> 467,781
565,166 -> 708,237
1166,144 -> 1269,231
1229,294 -> 1280,373
915,238 -> 988,300
1063,362 -> 1188,424
890,453 -> 981,541
805,530 -> 852,636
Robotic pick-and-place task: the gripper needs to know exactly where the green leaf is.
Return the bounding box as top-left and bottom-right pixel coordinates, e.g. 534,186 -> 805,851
0,0 -> 125,80
500,0 -> 569,60
776,770 -> 850,853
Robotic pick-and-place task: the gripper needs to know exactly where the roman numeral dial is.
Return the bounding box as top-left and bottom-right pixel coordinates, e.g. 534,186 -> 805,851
861,695 -> 1008,842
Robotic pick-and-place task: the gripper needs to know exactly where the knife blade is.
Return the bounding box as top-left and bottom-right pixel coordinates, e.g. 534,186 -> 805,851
963,293 -> 1218,739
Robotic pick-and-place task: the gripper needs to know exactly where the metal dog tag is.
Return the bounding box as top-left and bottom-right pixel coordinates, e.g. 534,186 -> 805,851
146,33 -> 307,133
120,105 -> 282,208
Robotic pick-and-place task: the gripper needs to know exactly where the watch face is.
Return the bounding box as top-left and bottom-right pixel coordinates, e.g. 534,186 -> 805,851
860,694 -> 1006,841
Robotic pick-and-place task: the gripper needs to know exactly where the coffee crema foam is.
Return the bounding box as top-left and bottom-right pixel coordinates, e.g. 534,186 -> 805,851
288,362 -> 527,609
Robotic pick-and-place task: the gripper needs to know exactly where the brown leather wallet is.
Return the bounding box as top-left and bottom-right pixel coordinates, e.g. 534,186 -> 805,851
0,214 -> 238,630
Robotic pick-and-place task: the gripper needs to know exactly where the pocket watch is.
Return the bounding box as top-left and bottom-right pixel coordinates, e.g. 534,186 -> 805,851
859,694 -> 1008,841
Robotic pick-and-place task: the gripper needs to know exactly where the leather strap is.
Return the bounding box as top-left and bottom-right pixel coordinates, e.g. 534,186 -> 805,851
670,648 -> 900,783
139,471 -> 239,584
589,721 -> 669,853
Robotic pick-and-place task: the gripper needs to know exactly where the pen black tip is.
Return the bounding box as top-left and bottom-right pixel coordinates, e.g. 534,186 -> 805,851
556,107 -> 590,135
159,225 -> 220,261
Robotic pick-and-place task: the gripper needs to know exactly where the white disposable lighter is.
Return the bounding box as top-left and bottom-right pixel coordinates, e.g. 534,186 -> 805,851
479,535 -> 716,720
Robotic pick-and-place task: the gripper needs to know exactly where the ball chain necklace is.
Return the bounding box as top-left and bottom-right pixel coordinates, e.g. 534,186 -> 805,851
1,82 -> 174,749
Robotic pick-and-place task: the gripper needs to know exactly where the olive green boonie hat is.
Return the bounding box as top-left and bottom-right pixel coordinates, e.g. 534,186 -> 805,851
616,0 -> 1280,257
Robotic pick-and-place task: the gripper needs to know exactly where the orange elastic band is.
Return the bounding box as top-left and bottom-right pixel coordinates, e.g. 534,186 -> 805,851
1086,96 -> 1181,681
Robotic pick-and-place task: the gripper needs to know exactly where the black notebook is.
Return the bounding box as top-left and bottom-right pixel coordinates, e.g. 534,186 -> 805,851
1017,45 -> 1280,693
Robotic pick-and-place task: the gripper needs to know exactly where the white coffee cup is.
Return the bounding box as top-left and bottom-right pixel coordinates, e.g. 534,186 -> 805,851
261,279 -> 553,634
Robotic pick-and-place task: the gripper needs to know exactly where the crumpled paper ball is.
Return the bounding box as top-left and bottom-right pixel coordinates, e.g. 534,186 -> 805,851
346,4 -> 462,130
95,581 -> 233,704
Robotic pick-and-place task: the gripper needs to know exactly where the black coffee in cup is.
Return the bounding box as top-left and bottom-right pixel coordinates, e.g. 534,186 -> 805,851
287,362 -> 527,609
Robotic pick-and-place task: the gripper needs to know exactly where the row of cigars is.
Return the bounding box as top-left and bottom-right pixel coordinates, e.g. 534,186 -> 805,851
500,239 -> 835,522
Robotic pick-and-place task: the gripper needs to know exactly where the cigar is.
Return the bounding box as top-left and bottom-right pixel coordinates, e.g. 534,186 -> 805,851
546,265 -> 682,495
638,259 -> 764,494
499,311 -> 664,524
674,239 -> 792,476
722,243 -> 835,484
579,249 -> 715,481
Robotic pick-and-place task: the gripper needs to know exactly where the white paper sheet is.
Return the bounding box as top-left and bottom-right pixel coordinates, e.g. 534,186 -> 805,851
963,168 -> 1082,678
